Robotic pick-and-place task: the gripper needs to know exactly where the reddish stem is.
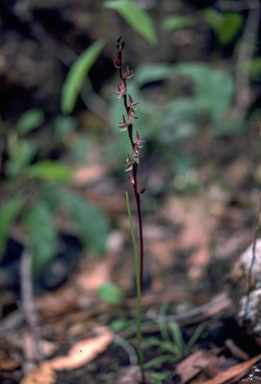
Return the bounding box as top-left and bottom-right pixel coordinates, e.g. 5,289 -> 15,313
133,163 -> 144,290
116,38 -> 144,291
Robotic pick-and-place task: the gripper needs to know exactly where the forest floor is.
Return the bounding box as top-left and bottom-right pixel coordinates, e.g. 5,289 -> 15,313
1,135 -> 261,384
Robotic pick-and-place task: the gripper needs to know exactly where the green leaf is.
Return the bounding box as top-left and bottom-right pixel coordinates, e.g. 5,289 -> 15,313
110,318 -> 130,332
63,192 -> 110,255
175,63 -> 234,119
105,0 -> 157,44
160,98 -> 200,144
24,202 -> 58,273
244,58 -> 261,76
28,160 -> 72,181
143,355 -> 175,369
0,198 -> 23,262
96,282 -> 123,306
61,39 -> 105,114
169,321 -> 184,353
6,138 -> 37,177
16,109 -> 45,134
162,15 -> 195,31
135,63 -> 174,86
204,9 -> 243,45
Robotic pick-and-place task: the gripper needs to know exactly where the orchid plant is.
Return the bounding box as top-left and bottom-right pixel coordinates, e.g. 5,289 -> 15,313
114,37 -> 146,383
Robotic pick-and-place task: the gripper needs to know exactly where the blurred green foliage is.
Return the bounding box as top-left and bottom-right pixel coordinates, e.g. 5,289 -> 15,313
0,109 -> 110,272
96,281 -> 123,306
144,303 -> 204,368
60,0 -> 253,196
162,15 -> 196,31
204,9 -> 244,45
104,0 -> 157,44
61,40 -> 105,115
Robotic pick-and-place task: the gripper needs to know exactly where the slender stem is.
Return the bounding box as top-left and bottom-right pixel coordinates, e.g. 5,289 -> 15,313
132,163 -> 144,290
126,192 -> 145,383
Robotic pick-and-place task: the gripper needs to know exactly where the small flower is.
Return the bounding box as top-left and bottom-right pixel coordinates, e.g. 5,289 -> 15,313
128,173 -> 134,184
124,66 -> 134,80
134,131 -> 146,148
118,115 -> 128,131
113,58 -> 121,68
133,143 -> 140,164
115,79 -> 126,99
127,95 -> 139,124
124,154 -> 133,172
128,95 -> 139,109
138,186 -> 146,194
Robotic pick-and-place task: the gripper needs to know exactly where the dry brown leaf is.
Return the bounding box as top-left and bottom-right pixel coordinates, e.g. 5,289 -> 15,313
176,350 -> 225,384
115,366 -> 152,384
224,158 -> 250,188
0,358 -> 22,371
200,354 -> 261,384
73,164 -> 107,187
47,328 -> 113,370
75,258 -> 111,291
20,362 -> 56,384
35,286 -> 79,319
162,196 -> 212,280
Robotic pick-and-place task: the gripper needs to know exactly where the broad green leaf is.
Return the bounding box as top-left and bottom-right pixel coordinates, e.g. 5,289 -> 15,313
96,282 -> 122,306
160,98 -> 200,143
24,202 -> 58,273
204,9 -> 243,45
28,160 -> 72,181
16,109 -> 45,134
105,1 -> 157,44
135,63 -> 175,86
38,184 -> 64,211
135,62 -> 234,119
7,132 -> 21,160
110,318 -> 130,332
175,63 -> 234,119
7,133 -> 37,162
162,15 -> 195,31
61,39 -> 105,114
0,198 -> 23,261
6,139 -> 37,177
63,192 -> 110,255
244,58 -> 261,76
